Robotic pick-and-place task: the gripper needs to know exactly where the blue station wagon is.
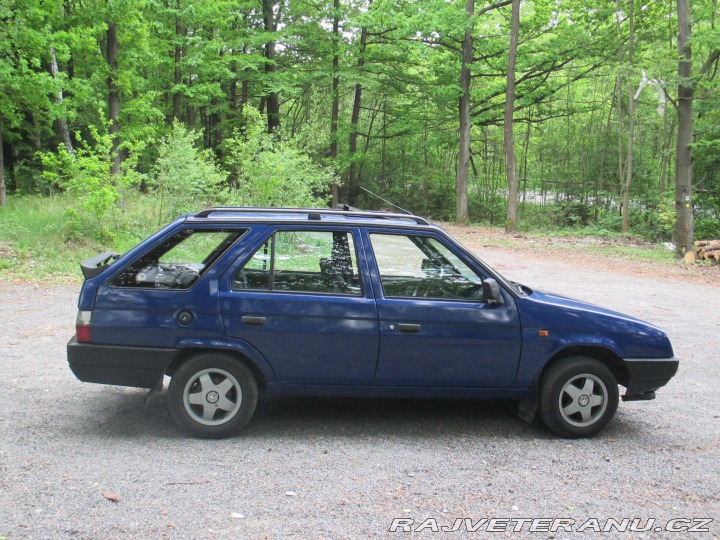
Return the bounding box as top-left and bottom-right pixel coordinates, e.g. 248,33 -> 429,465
67,207 -> 678,438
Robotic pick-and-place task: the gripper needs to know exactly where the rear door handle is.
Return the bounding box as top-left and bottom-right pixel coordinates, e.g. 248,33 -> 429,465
398,323 -> 421,333
242,316 -> 266,325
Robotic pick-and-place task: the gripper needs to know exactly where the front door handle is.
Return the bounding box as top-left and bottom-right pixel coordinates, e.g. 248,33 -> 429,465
398,323 -> 421,333
242,316 -> 266,325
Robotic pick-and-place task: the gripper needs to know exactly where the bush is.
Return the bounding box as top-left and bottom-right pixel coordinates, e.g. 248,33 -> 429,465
695,218 -> 720,240
39,124 -> 143,241
224,109 -> 335,208
151,121 -> 227,223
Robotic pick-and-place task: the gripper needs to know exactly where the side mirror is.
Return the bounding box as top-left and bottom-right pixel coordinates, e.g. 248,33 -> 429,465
482,278 -> 504,306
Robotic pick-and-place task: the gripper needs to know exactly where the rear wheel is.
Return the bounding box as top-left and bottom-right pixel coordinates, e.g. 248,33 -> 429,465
538,356 -> 618,438
168,353 -> 258,438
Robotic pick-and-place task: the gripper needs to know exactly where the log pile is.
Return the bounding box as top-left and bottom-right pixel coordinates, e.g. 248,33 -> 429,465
695,240 -> 720,262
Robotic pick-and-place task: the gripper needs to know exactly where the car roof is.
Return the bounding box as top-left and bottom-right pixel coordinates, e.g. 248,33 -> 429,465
185,207 -> 435,229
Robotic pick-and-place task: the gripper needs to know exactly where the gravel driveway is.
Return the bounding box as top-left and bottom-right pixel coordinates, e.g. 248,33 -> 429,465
1,246 -> 718,539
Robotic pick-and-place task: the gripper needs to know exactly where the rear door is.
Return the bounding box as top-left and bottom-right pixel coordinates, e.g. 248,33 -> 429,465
220,227 -> 380,385
365,230 -> 522,387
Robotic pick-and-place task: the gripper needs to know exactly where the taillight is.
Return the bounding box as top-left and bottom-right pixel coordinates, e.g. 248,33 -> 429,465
76,310 -> 93,343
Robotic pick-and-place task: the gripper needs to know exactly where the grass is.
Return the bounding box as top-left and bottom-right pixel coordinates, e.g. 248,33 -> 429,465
590,244 -> 676,263
521,233 -> 678,265
0,195 -> 82,280
445,221 -> 681,267
0,194 -> 164,282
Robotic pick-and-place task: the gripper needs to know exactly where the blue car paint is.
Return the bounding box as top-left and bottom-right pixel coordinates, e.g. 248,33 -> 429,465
513,291 -> 674,387
356,227 -> 523,388
69,211 -> 676,402
89,224 -> 264,348
173,336 -> 277,384
222,291 -> 381,385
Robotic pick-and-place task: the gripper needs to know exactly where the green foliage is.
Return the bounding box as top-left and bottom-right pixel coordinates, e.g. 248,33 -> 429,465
224,109 -> 335,208
0,0 -> 718,249
0,194 -> 82,277
551,202 -> 592,227
469,191 -> 507,227
695,218 -> 720,240
151,121 -> 226,222
39,124 -> 142,240
656,196 -> 677,240
0,193 -> 684,283
0,193 -> 175,280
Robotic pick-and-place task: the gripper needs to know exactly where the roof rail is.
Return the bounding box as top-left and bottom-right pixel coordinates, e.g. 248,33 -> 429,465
194,207 -> 430,226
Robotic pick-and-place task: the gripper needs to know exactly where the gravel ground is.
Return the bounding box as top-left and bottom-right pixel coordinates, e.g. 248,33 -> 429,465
1,245 -> 719,539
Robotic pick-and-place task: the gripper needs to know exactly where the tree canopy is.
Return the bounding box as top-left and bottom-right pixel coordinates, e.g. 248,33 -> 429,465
1,0 -> 719,245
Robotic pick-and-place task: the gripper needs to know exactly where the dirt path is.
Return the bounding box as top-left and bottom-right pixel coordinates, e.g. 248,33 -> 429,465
445,224 -> 719,287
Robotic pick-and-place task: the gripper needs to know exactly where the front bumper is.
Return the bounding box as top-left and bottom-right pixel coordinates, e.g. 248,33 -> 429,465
67,337 -> 178,389
623,357 -> 679,398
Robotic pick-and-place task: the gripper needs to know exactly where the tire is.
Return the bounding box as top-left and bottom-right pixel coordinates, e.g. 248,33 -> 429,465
168,353 -> 258,438
538,356 -> 619,439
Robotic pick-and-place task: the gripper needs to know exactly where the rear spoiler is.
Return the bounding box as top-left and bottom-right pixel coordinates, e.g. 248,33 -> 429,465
80,251 -> 121,280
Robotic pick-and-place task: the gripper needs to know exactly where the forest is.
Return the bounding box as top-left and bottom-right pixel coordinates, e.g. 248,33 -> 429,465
0,0 -> 719,256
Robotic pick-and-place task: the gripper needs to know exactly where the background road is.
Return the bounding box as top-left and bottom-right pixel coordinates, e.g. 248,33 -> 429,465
1,246 -> 718,539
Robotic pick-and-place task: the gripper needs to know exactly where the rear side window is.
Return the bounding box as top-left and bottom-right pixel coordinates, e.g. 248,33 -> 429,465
233,230 -> 361,296
112,229 -> 246,289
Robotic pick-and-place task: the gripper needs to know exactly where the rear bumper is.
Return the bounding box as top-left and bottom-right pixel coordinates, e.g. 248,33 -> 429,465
67,337 -> 178,389
623,357 -> 679,397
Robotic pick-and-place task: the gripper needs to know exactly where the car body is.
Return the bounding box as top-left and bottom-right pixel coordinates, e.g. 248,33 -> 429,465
67,207 -> 678,438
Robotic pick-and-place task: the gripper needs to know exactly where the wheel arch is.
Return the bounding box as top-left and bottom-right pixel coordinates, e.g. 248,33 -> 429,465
542,346 -> 628,387
164,348 -> 269,393
518,345 -> 627,424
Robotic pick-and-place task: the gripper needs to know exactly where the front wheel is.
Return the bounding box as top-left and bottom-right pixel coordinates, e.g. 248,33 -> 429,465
538,356 -> 619,438
168,353 -> 258,438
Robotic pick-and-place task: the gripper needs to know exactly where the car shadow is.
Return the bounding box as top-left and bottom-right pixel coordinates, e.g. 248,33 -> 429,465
65,387 -> 638,442
245,396 -> 638,441
64,387 -> 549,440
246,395 -> 528,440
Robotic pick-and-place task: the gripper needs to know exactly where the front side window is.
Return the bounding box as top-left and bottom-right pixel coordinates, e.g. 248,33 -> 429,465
112,229 -> 245,289
370,233 -> 484,300
233,230 -> 361,295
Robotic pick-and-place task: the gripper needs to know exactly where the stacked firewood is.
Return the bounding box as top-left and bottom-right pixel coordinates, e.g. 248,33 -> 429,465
695,240 -> 720,262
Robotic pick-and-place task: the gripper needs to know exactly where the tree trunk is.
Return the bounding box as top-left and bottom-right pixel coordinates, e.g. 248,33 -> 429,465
330,0 -> 340,207
456,0 -> 474,225
50,47 -> 74,154
0,113 -> 5,207
504,0 -> 520,232
621,0 -> 635,233
107,20 -> 122,177
262,0 -> 280,133
173,2 -> 184,123
674,0 -> 693,257
347,20 -> 369,205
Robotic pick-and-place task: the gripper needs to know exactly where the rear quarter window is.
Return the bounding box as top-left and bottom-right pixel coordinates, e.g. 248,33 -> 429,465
112,228 -> 245,289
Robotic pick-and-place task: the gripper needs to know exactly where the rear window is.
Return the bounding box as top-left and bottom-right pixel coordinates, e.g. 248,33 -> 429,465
112,228 -> 245,289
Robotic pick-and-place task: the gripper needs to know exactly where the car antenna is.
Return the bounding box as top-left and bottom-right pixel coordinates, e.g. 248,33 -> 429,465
359,186 -> 412,215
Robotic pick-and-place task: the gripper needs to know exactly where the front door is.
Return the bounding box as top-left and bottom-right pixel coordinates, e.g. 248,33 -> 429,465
366,231 -> 522,387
